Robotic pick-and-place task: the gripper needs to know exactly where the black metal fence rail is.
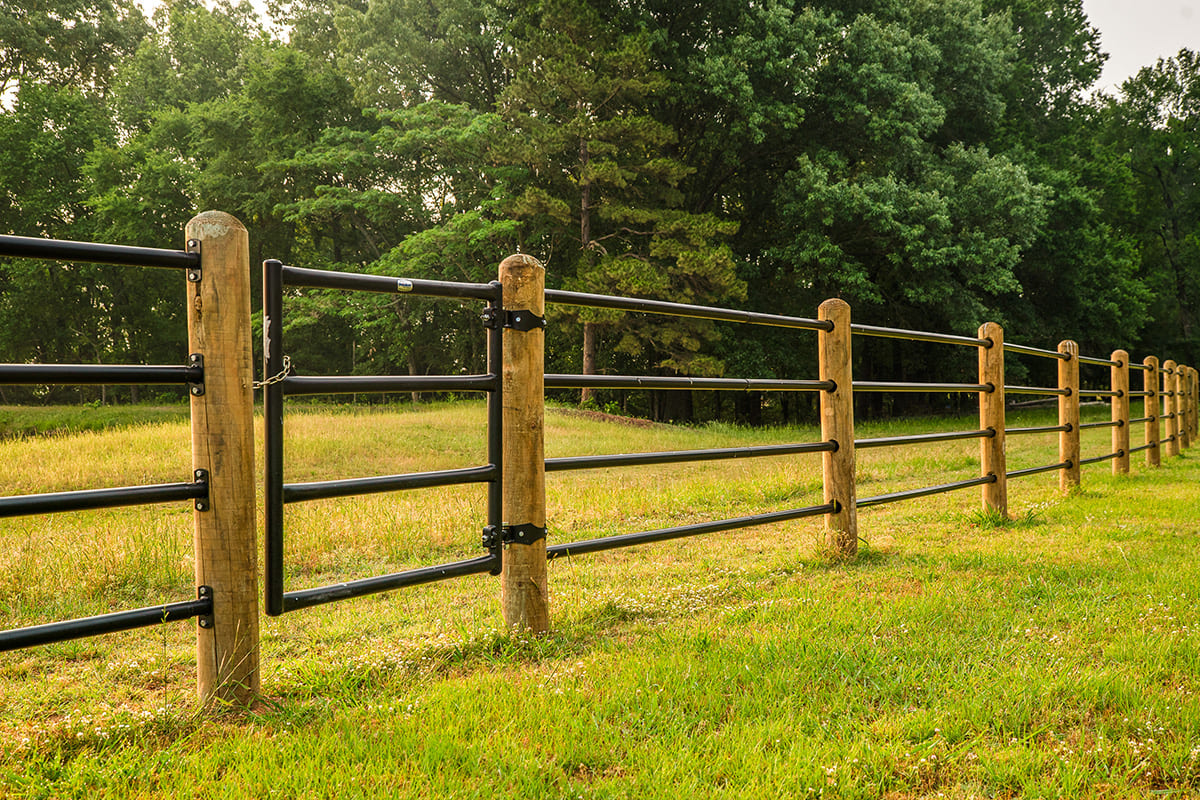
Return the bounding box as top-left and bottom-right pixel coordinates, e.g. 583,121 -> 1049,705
544,288 -> 832,331
0,234 -> 211,651
1006,385 -> 1070,396
0,590 -> 213,652
0,363 -> 202,386
263,260 -> 504,617
547,503 -> 836,559
545,441 -> 836,472
849,324 -> 990,348
1008,461 -> 1071,479
0,479 -> 207,518
1003,342 -> 1068,360
545,375 -> 832,392
1008,424 -> 1071,436
0,234 -> 199,271
857,475 -> 997,509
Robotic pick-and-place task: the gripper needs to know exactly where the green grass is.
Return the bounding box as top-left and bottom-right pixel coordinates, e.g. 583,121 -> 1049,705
2,400 -> 1199,798
0,404 -> 190,440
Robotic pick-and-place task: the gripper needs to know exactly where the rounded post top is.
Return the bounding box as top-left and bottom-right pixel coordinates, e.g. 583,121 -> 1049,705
185,211 -> 247,239
1111,349 -> 1129,368
1058,340 -> 1079,357
978,321 -> 1003,345
499,253 -> 545,274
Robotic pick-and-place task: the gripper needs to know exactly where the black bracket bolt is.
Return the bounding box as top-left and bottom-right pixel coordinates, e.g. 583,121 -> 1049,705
197,585 -> 214,629
186,239 -> 201,282
188,353 -> 205,396
481,309 -> 546,332
194,468 -> 210,512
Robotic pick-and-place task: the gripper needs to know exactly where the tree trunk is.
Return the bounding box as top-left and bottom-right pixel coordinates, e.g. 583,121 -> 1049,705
408,352 -> 420,404
581,321 -> 597,405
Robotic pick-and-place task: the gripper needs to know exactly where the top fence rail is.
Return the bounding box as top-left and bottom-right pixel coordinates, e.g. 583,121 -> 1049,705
0,234 -> 199,271
282,265 -> 499,301
849,323 -> 990,348
544,289 -> 833,332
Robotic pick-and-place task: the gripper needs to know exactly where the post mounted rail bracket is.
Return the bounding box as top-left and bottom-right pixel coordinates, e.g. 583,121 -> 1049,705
482,524 -> 548,573
185,239 -> 201,282
193,468 -> 210,512
188,353 -> 205,396
197,585 -> 214,629
481,308 -> 547,332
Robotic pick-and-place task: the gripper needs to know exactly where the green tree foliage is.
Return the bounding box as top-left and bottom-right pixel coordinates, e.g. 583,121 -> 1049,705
1106,49 -> 1200,364
0,0 -> 149,98
0,0 -> 1188,419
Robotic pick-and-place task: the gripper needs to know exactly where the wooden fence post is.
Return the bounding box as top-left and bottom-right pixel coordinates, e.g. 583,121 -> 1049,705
1192,367 -> 1199,445
185,212 -> 258,706
978,323 -> 1006,515
1163,360 -> 1179,458
1180,365 -> 1193,450
1143,356 -> 1161,468
818,299 -> 857,557
1058,340 -> 1080,492
1111,349 -> 1130,475
499,254 -> 549,633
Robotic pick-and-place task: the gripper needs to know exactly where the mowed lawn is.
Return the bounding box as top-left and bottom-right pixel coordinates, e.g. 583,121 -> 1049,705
2,401 -> 1199,798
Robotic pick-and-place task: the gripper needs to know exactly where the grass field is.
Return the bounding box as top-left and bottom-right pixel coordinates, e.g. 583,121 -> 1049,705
2,401 -> 1198,798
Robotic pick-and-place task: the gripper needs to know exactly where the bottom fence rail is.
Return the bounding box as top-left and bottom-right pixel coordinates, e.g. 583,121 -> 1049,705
547,503 -> 836,559
0,591 -> 212,652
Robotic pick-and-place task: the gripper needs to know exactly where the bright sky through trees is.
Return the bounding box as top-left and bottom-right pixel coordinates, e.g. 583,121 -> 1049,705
1082,0 -> 1200,88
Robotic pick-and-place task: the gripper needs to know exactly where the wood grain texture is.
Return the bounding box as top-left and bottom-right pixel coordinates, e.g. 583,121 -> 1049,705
978,323 -> 1006,514
1143,356 -> 1161,468
818,299 -> 857,557
1058,340 -> 1080,492
499,254 -> 549,633
1163,360 -> 1179,458
185,211 -> 258,705
1111,350 -> 1130,475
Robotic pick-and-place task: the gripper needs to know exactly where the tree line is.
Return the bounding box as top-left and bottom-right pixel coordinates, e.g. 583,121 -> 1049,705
1,0 -> 1197,422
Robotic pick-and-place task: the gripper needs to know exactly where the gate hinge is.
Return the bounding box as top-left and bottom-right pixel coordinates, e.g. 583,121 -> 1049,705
482,523 -> 546,549
481,308 -> 546,332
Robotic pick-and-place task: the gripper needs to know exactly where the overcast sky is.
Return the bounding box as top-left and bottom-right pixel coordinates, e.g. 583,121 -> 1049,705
1082,0 -> 1200,90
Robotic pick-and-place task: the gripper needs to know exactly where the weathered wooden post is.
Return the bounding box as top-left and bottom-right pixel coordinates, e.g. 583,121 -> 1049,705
1180,365 -> 1193,450
499,254 -> 549,633
1144,356 -> 1161,467
818,299 -> 857,557
185,212 -> 258,705
1111,349 -> 1130,475
1163,360 -> 1179,458
1058,340 -> 1080,492
1192,367 -> 1199,445
978,323 -> 1006,515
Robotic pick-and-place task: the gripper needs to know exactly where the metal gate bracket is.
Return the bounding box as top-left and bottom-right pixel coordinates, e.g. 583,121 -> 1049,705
483,523 -> 546,547
481,309 -> 546,332
197,585 -> 214,629
188,353 -> 205,396
193,468 -> 210,512
185,239 -> 201,282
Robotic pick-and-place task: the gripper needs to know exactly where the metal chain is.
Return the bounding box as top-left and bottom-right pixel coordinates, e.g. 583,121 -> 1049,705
254,355 -> 291,389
